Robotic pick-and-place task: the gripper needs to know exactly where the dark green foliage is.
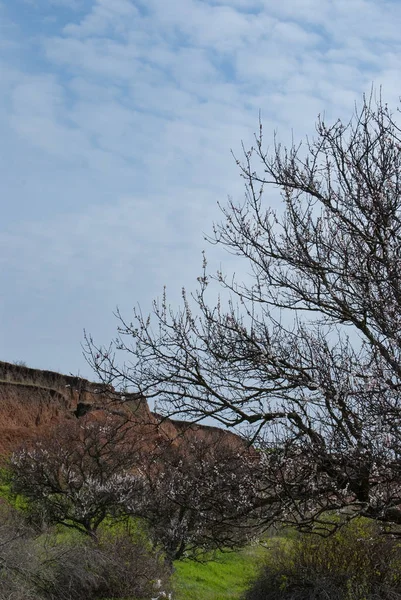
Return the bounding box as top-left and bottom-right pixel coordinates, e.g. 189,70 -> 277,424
243,520 -> 401,600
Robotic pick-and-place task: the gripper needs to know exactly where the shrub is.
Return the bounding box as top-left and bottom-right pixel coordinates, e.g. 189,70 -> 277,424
38,527 -> 171,600
0,503 -> 43,600
0,502 -> 171,600
243,519 -> 401,600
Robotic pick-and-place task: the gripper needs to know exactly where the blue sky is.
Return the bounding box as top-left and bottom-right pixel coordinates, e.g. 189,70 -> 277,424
1,0 -> 401,380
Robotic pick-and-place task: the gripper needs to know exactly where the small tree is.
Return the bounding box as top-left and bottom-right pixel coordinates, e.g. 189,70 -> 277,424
8,410 -> 262,564
86,93 -> 401,533
136,433 -> 263,563
9,413 -> 144,538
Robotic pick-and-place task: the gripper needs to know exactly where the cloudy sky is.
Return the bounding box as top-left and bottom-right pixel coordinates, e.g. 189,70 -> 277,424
1,0 -> 401,379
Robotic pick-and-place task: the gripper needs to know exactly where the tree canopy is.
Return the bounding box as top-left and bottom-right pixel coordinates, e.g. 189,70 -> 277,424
87,94 -> 401,533
9,411 -> 259,560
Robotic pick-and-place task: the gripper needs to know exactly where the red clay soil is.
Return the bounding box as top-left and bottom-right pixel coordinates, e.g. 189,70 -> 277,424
0,361 -> 246,456
0,361 -> 156,455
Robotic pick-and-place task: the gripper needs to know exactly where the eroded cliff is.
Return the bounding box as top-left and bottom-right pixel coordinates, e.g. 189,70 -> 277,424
0,361 -> 245,456
0,361 -> 153,454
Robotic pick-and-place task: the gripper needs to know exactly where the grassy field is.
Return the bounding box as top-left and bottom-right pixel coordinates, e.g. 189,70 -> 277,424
173,545 -> 267,600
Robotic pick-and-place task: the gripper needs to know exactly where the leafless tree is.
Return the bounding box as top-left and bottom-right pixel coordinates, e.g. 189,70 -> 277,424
86,93 -> 401,533
8,413 -> 145,539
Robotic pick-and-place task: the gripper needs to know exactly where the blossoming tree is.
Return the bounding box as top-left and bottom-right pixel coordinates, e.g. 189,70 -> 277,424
9,414 -> 144,538
87,94 -> 401,533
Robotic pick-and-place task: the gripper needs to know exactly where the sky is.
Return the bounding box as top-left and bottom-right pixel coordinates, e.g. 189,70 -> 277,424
1,0 -> 401,381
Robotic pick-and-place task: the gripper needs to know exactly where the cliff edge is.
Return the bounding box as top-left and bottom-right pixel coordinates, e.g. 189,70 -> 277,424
0,361 -> 152,454
0,361 -> 245,455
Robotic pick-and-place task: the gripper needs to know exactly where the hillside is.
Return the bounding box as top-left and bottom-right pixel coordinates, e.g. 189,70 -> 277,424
0,360 -> 242,455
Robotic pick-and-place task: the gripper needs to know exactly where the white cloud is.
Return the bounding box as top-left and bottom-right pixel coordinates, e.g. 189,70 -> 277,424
63,0 -> 139,37
23,0 -> 83,9
2,0 -> 401,374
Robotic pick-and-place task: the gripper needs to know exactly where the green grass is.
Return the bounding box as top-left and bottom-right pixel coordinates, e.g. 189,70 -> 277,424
173,545 -> 267,600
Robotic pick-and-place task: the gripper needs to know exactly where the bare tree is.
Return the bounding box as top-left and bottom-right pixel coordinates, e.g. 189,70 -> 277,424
86,94 -> 401,533
8,413 -> 144,539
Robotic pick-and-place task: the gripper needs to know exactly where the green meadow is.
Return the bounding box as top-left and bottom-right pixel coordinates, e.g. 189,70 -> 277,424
173,545 -> 267,600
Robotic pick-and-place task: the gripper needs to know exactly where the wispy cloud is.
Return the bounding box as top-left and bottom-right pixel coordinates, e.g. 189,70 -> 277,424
1,0 -> 401,375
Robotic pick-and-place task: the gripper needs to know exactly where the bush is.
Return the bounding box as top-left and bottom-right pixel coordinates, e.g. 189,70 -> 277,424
0,503 -> 171,600
38,527 -> 171,600
243,519 -> 401,600
0,503 -> 43,600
